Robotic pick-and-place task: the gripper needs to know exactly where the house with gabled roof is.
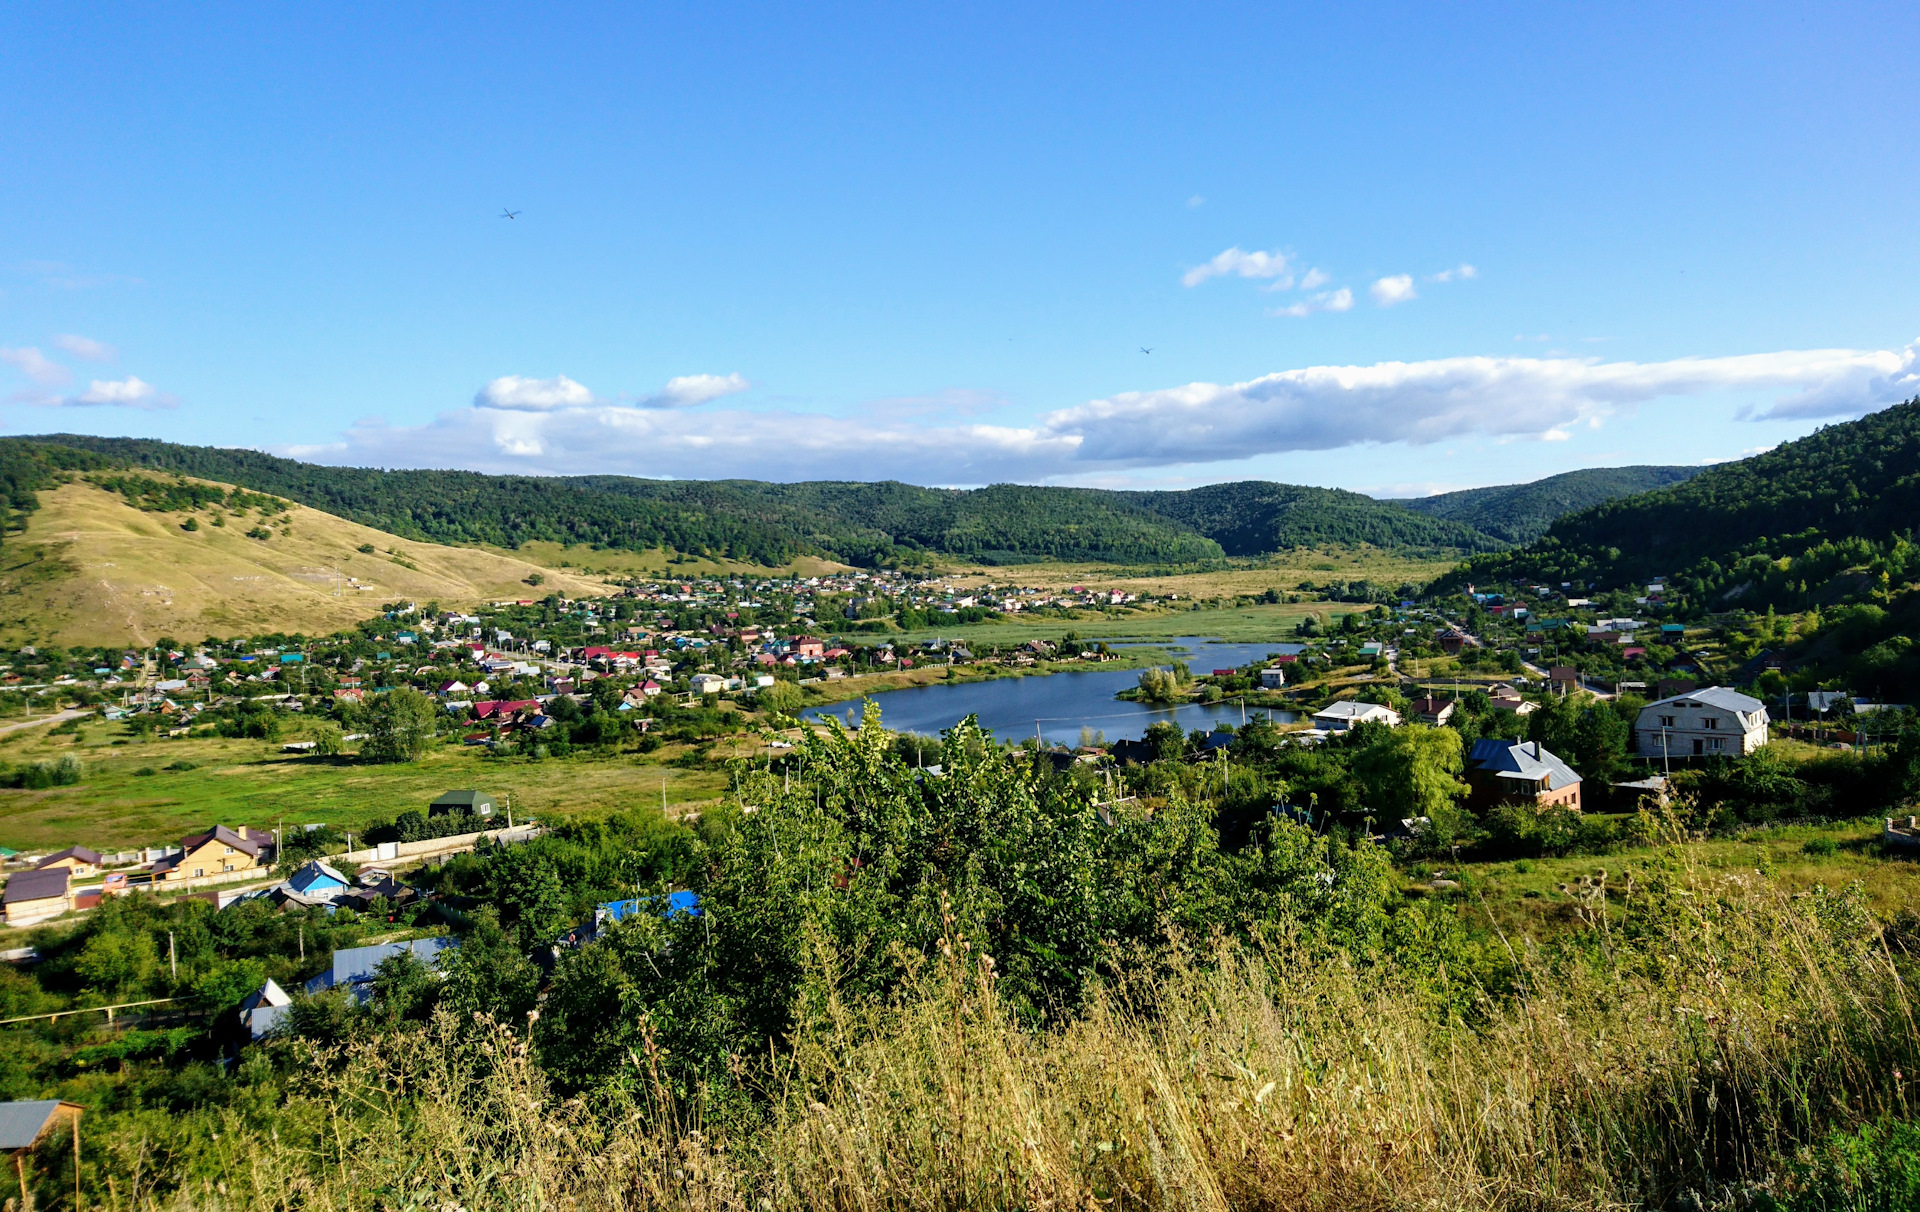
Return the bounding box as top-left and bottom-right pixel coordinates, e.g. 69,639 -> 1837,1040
152,825 -> 275,882
1466,739 -> 1583,812
1635,686 -> 1769,759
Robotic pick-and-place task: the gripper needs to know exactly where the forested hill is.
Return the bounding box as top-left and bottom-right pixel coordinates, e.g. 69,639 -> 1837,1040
1393,465 -> 1701,543
1111,481 -> 1507,555
1439,397 -> 1920,604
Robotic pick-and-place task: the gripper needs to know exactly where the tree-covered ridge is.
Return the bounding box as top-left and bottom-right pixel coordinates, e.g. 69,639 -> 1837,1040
1112,480 -> 1509,555
1441,398 -> 1920,599
25,435 -> 1517,565
1394,465 -> 1701,543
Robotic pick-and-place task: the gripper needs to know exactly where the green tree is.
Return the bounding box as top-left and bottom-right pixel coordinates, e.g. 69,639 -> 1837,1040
1352,724 -> 1469,837
362,687 -> 438,762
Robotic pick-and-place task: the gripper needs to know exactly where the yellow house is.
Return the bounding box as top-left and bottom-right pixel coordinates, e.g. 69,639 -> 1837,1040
34,847 -> 103,879
153,826 -> 276,882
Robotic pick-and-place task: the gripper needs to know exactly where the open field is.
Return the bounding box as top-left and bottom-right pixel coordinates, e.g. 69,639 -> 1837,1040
936,545 -> 1457,597
1449,815 -> 1920,936
0,479 -> 613,647
492,539 -> 856,580
874,600 -> 1362,647
0,723 -> 729,853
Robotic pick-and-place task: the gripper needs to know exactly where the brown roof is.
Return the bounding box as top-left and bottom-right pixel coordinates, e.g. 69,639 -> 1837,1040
36,846 -> 103,869
179,825 -> 263,859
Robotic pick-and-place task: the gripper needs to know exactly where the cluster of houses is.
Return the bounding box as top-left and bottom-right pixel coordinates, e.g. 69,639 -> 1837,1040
3,824 -> 285,926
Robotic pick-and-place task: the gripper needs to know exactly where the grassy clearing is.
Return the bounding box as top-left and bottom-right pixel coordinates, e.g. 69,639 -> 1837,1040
0,725 -> 728,853
936,545 -> 1457,595
877,600 -> 1358,646
1455,815 -> 1920,936
493,540 -> 854,580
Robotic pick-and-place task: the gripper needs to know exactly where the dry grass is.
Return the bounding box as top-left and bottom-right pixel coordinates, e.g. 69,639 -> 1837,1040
141,845 -> 1918,1211
0,479 -> 612,647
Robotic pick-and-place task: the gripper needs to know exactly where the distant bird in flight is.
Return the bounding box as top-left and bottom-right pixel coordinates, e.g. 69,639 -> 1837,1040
500,208 -> 521,219
1140,347 -> 1153,354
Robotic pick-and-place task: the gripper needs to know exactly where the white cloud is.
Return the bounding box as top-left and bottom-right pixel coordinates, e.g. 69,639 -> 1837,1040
473,374 -> 596,411
642,372 -> 750,409
63,376 -> 174,409
1428,264 -> 1477,283
0,345 -> 70,386
293,340 -> 1920,483
1182,247 -> 1295,288
1269,287 -> 1353,318
53,334 -> 117,362
1299,268 -> 1330,290
1369,274 -> 1417,306
1186,195 -> 1205,208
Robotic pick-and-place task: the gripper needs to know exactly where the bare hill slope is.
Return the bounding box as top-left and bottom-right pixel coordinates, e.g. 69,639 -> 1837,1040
0,477 -> 611,646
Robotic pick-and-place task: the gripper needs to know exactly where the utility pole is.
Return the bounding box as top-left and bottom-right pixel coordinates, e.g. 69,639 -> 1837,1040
168,930 -> 176,980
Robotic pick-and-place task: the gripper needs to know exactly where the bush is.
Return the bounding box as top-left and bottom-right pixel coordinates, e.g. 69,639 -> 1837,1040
5,754 -> 83,789
1804,836 -> 1840,856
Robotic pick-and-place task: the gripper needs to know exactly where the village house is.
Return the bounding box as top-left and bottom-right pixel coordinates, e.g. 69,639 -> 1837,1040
1310,701 -> 1401,731
152,825 -> 275,882
1409,696 -> 1455,726
3,867 -> 72,926
1259,667 -> 1286,690
1465,739 -> 1583,813
1635,686 -> 1770,758
34,846 -> 104,878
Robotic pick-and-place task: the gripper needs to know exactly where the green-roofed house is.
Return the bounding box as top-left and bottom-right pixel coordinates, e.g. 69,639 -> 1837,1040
428,790 -> 495,820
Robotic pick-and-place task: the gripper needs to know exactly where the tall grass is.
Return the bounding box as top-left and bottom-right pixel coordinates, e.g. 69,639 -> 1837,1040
148,850 -> 1915,1211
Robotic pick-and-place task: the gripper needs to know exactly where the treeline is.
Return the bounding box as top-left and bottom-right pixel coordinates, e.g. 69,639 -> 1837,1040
1443,398 -> 1920,601
1395,465 -> 1700,543
1112,480 -> 1508,554
0,438 -> 117,542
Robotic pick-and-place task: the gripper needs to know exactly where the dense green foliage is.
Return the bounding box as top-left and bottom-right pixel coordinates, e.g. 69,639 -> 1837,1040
1114,479 -> 1507,554
1395,464 -> 1700,543
1444,399 -> 1920,598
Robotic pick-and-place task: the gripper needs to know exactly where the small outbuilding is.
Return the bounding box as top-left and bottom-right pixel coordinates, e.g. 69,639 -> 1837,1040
1,1099 -> 84,1207
428,790 -> 495,819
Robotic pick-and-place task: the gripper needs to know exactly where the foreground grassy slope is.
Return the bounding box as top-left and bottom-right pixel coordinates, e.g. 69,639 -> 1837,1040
0,479 -> 611,647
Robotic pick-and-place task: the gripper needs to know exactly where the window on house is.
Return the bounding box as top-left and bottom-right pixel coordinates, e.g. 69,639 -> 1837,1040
193,868 -> 205,877
1708,738 -> 1723,752
223,845 -> 235,854
1659,715 -> 1676,727
1702,718 -> 1718,730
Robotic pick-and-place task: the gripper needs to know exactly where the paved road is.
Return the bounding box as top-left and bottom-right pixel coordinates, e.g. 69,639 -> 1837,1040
0,708 -> 89,737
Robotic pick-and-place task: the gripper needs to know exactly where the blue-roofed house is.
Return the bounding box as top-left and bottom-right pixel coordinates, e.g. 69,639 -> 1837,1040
287,860 -> 352,898
593,890 -> 700,936
305,936 -> 459,1002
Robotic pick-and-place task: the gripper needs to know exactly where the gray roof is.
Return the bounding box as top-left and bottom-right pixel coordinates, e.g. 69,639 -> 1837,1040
306,936 -> 459,996
1313,700 -> 1395,721
2,868 -> 70,906
0,1100 -> 77,1151
430,789 -> 493,808
1640,685 -> 1765,718
1468,739 -> 1582,789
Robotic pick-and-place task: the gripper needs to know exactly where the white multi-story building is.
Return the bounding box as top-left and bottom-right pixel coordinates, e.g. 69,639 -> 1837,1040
1635,686 -> 1769,759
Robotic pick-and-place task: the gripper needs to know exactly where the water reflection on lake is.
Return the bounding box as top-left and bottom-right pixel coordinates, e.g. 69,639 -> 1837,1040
801,636 -> 1303,746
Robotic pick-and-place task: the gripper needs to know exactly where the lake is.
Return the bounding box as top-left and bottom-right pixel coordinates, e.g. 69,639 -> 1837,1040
801,636 -> 1303,745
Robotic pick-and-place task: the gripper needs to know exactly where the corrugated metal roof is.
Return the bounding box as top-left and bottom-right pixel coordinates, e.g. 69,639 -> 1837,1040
0,1100 -> 74,1151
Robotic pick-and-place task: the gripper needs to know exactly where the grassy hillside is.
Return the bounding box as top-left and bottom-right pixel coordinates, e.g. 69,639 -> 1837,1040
0,477 -> 610,647
1395,464 -> 1701,542
1443,397 -> 1920,601
1110,481 -> 1506,555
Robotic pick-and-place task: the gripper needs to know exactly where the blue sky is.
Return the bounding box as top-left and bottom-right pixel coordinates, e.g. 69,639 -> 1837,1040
2,2 -> 1917,494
